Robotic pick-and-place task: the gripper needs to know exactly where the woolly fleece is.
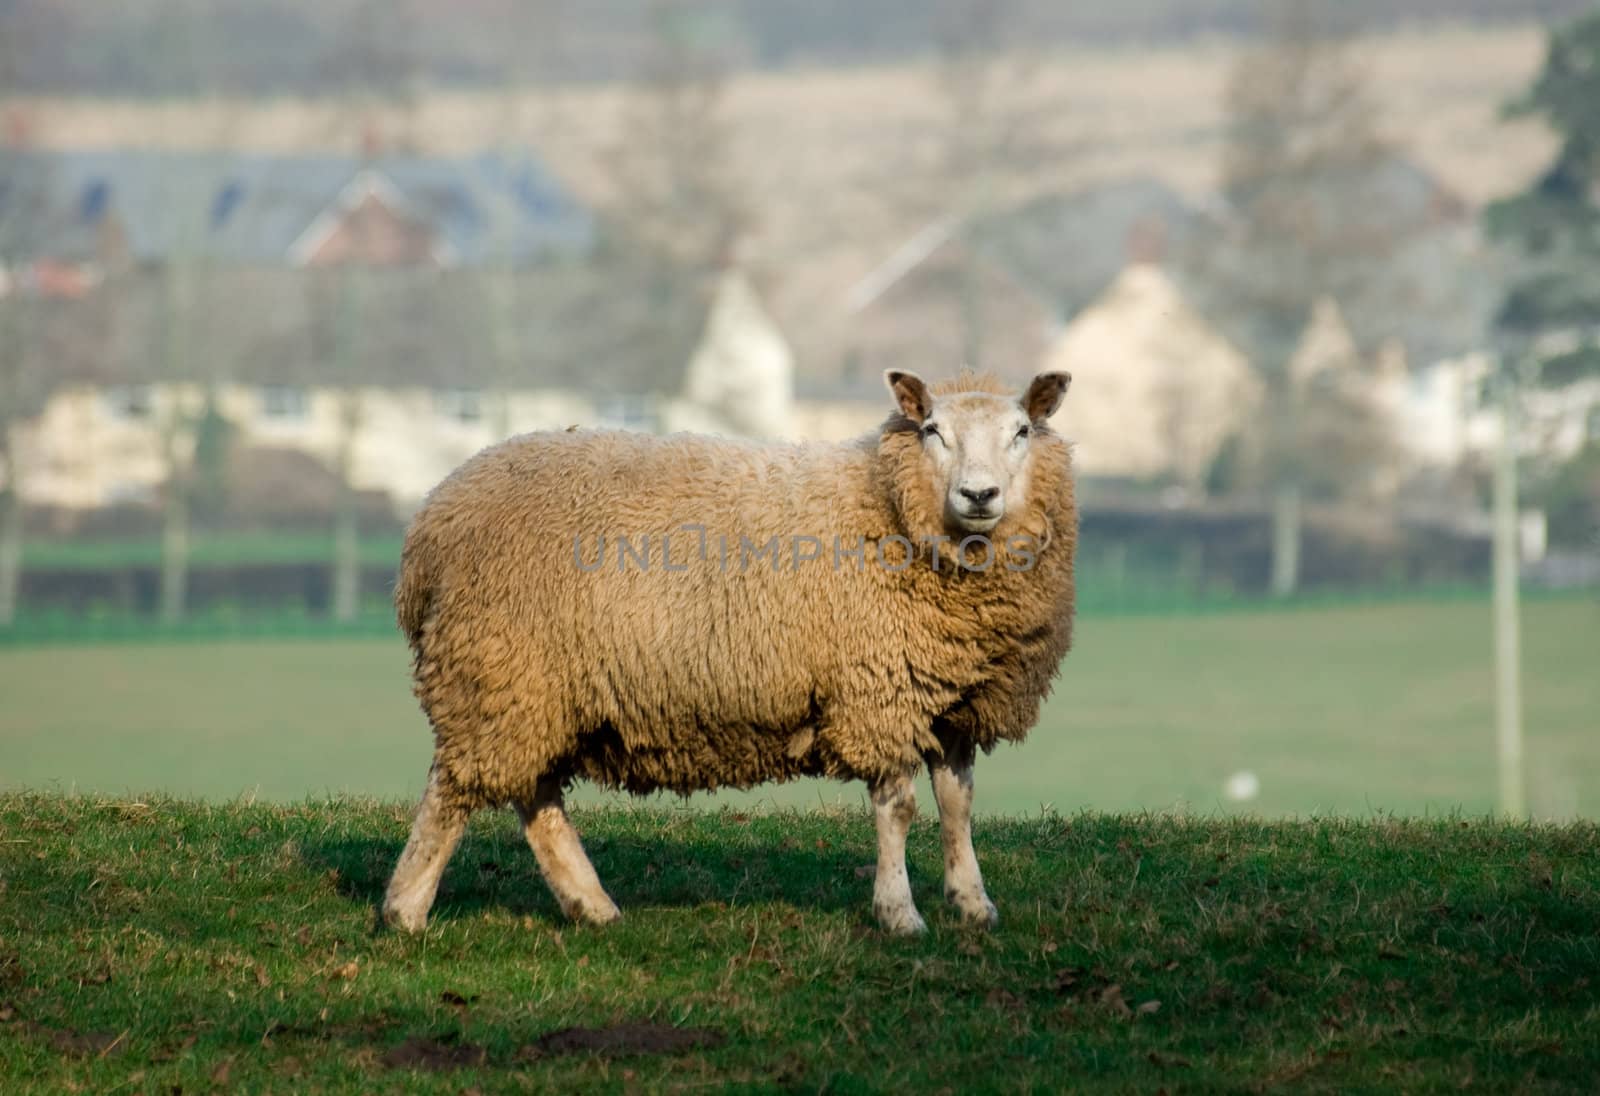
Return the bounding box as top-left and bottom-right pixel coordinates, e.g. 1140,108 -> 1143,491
395,371 -> 1077,806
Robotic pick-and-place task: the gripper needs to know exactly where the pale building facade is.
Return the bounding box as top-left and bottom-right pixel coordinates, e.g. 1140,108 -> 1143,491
15,267 -> 803,515
19,381 -> 599,512
1039,263 -> 1262,487
662,269 -> 795,440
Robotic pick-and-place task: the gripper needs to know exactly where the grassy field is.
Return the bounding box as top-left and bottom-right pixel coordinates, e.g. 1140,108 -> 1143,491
19,533 -> 406,571
1,598 -> 1596,818
1,795 -> 1597,1091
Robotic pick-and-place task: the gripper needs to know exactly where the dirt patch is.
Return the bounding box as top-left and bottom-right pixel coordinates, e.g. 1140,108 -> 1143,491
0,950 -> 20,984
518,1022 -> 725,1060
264,1015 -> 401,1045
382,1034 -> 488,1072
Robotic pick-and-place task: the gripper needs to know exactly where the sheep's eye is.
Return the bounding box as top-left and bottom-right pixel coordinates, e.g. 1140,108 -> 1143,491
922,424 -> 944,444
1015,425 -> 1031,441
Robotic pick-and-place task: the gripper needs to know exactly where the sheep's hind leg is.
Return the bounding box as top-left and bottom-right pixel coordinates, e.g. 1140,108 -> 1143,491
870,772 -> 927,935
515,777 -> 621,926
383,765 -> 470,933
929,752 -> 998,928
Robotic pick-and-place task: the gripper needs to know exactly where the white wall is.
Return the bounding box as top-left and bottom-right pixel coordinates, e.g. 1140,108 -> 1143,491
18,382 -> 601,513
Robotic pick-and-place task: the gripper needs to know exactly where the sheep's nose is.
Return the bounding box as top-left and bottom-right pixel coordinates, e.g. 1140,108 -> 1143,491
959,486 -> 1000,506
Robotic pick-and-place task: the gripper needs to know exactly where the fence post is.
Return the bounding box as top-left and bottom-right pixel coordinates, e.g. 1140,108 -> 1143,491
1491,369 -> 1526,821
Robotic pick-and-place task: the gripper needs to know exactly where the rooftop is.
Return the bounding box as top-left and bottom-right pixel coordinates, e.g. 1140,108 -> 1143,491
0,147 -> 594,267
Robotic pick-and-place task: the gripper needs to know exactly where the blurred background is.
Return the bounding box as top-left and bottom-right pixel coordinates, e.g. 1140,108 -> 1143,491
0,0 -> 1595,818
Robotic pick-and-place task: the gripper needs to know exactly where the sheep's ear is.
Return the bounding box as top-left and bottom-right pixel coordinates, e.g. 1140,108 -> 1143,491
1022,371 -> 1071,423
885,370 -> 932,423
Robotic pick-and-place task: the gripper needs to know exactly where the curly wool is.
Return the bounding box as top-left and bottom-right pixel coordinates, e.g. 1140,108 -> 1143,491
396,372 -> 1077,806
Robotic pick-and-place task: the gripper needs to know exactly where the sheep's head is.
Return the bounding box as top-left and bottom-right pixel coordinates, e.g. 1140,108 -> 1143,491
884,369 -> 1071,537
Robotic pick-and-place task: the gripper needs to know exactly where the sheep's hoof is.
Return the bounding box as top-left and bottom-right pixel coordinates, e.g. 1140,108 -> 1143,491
563,897 -> 623,927
949,892 -> 999,930
584,904 -> 622,927
874,901 -> 928,936
381,901 -> 429,935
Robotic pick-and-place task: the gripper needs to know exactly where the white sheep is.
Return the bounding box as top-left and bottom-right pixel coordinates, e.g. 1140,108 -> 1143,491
383,369 -> 1076,934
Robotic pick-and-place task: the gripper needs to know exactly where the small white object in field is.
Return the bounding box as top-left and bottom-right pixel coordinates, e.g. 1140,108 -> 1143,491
1224,771 -> 1260,802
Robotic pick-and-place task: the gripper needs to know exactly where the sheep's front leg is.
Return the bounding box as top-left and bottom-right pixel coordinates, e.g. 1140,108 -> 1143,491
870,772 -> 927,935
515,777 -> 621,926
929,755 -> 998,928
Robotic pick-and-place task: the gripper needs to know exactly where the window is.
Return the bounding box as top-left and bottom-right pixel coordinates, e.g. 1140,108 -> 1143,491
103,384 -> 154,419
105,480 -> 157,506
211,180 -> 245,229
434,387 -> 483,424
596,395 -> 658,433
79,179 -> 109,222
260,385 -> 310,420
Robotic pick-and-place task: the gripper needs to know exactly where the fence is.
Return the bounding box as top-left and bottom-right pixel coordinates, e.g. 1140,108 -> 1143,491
1,530 -> 1593,647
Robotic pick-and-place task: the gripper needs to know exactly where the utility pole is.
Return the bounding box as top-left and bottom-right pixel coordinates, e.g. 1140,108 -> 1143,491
330,268 -> 366,625
158,256 -> 193,624
1491,364 -> 1525,820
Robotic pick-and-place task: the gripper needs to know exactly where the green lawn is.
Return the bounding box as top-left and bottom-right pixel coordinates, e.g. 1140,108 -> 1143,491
20,533 -> 407,571
2,796 -> 1597,1092
1,599 -> 1595,818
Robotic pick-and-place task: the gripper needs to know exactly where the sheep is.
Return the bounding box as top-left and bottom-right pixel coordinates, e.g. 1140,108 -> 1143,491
382,368 -> 1076,935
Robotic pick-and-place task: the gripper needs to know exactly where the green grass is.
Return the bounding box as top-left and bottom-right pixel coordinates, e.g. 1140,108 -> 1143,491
2,599 -> 1596,817
21,534 -> 406,571
1,795 -> 1597,1092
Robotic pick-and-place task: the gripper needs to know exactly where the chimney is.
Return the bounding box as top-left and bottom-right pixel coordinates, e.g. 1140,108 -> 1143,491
3,106 -> 35,148
359,117 -> 385,162
1125,214 -> 1168,266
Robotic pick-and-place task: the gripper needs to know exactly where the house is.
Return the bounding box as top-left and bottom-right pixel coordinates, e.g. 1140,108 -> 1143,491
840,220 -> 1060,385
2,146 -> 780,514
663,267 -> 794,440
782,162 -> 1527,494
973,175 -> 1206,321
785,216 -> 1062,443
10,257 -> 720,513
1037,263 -> 1260,490
0,146 -> 594,270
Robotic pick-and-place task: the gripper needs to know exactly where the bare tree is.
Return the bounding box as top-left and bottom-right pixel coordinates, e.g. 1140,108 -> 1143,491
0,9 -> 54,627
482,0 -> 568,439
603,0 -> 747,278
313,0 -> 424,622
930,0 -> 1026,370
1195,1 -> 1413,596
0,237 -> 44,630
142,0 -> 250,623
320,0 -> 422,139
306,266 -> 369,624
912,0 -> 1077,371
154,253 -> 197,623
